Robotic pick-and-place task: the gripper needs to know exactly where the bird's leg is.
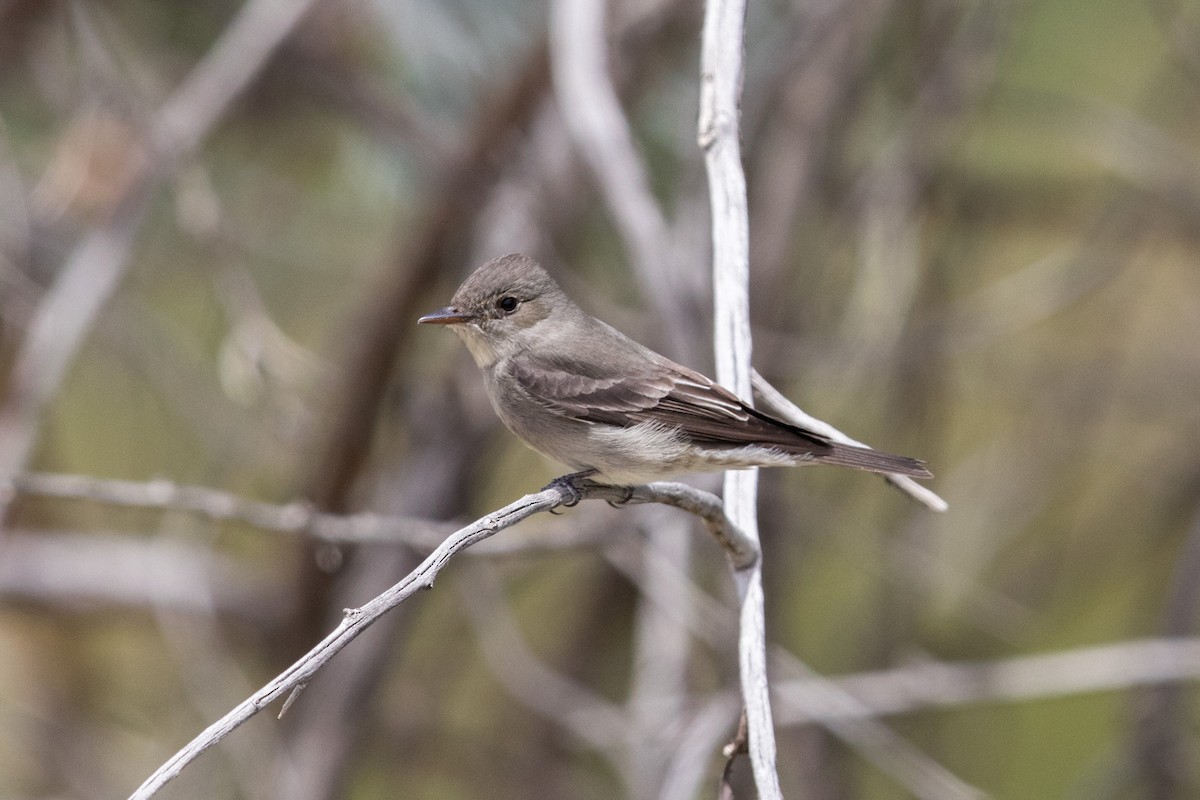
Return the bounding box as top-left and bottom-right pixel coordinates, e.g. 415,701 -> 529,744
546,470 -> 597,511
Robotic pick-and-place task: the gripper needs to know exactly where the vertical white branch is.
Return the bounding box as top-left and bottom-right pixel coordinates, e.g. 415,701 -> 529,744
699,0 -> 783,798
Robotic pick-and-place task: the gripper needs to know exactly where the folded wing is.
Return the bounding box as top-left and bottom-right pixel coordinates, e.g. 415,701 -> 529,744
508,352 -> 931,478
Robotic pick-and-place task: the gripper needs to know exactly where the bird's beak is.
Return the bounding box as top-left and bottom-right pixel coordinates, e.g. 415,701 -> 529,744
418,306 -> 475,325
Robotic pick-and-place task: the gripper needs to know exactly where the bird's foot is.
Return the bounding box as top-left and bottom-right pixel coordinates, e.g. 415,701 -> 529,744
546,470 -> 596,512
605,485 -> 636,508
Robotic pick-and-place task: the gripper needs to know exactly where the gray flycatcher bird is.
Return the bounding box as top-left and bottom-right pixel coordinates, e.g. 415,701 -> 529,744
418,254 -> 931,485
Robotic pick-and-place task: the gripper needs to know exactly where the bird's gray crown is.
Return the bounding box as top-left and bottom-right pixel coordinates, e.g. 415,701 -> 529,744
451,253 -> 564,312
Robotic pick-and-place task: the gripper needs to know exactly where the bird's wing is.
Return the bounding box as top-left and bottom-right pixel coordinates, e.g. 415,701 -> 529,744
507,350 -> 932,477
507,351 -> 833,452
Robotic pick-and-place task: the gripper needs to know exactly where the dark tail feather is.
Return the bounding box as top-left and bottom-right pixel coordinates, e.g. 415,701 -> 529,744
817,442 -> 932,478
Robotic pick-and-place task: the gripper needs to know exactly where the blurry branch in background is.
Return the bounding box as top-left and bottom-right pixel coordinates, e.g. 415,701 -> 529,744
126,477 -> 755,799
916,207 -> 1140,361
1132,503 -> 1200,796
770,660 -> 987,800
746,0 -> 887,290
606,521 -> 986,800
1072,98 -> 1200,231
779,637 -> 1200,722
0,194 -> 148,521
303,39 -> 551,512
0,530 -> 292,623
5,471 -> 452,545
550,0 -> 694,358
841,2 -> 1004,369
458,563 -> 628,751
0,0 -> 322,526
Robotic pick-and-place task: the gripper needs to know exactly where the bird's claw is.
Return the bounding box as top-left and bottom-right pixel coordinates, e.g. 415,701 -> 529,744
605,486 -> 635,508
546,471 -> 595,510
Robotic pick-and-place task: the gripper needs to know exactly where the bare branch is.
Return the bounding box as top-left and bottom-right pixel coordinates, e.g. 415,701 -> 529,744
751,370 -> 949,512
0,531 -> 292,623
699,0 -> 783,796
5,471 -> 450,545
4,471 -> 730,558
776,637 -> 1200,722
126,477 -> 746,799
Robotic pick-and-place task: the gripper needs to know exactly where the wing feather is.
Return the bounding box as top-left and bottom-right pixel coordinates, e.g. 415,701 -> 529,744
506,351 -> 931,478
508,352 -> 831,453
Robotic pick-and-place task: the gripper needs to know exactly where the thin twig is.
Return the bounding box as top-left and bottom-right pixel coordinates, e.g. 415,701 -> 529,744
5,471 -> 448,545
775,637 -> 1200,722
751,370 -> 949,512
0,530 -> 292,623
2,471 -> 643,559
125,477 -> 746,799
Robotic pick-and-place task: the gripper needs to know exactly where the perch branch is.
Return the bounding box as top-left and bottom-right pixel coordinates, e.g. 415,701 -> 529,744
126,477 -> 747,799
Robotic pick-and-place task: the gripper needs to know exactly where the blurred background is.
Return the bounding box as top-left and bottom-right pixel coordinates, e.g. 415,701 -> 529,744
1,0 -> 1199,798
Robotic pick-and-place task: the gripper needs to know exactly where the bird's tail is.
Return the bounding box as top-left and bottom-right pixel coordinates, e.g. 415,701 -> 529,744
816,442 -> 932,478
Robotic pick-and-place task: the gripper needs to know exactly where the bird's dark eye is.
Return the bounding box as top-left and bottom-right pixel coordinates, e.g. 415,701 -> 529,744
497,296 -> 519,314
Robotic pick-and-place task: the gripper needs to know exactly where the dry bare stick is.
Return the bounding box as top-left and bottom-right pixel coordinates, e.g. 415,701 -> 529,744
4,471 -> 629,558
0,0 -> 322,525
777,637 -> 1200,722
125,478 -> 750,799
751,370 -> 949,512
4,471 -> 450,545
0,530 -> 291,623
698,0 -> 783,797
269,389 -> 484,800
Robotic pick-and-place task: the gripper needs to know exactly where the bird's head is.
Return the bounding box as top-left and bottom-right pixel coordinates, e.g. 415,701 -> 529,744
418,254 -> 568,367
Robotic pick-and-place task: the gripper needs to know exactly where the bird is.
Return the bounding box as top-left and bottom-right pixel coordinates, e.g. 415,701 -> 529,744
418,254 -> 931,486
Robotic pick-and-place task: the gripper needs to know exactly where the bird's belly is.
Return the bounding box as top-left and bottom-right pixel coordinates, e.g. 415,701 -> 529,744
490,399 -> 692,484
